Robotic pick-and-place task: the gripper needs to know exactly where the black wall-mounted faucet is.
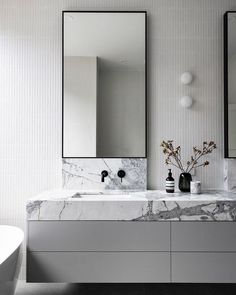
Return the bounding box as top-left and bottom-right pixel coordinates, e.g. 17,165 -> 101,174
101,170 -> 108,182
117,170 -> 126,182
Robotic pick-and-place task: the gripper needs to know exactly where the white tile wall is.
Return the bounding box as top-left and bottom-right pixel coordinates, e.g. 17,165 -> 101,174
1,0 -> 236,279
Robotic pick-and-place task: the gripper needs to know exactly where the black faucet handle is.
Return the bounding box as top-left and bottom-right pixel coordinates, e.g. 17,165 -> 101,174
101,170 -> 108,182
117,170 -> 126,182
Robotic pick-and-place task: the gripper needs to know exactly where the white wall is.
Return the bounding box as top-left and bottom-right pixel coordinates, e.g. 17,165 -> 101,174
64,56 -> 97,157
97,69 -> 145,157
0,0 -> 236,278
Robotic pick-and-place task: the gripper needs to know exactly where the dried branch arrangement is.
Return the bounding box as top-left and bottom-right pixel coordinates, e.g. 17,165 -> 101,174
160,140 -> 217,173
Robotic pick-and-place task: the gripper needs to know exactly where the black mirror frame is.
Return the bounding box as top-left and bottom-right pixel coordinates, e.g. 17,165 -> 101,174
224,11 -> 229,158
223,11 -> 236,158
62,11 -> 148,159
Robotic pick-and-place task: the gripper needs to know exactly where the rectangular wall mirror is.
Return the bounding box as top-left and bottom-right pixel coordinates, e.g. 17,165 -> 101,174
62,11 -> 147,158
224,11 -> 236,158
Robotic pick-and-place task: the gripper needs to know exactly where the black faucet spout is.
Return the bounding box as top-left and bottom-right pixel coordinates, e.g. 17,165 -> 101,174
117,170 -> 126,182
101,170 -> 108,182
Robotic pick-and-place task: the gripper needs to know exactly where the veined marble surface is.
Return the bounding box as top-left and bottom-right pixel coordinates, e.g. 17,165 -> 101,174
224,159 -> 236,192
62,158 -> 147,190
27,190 -> 236,221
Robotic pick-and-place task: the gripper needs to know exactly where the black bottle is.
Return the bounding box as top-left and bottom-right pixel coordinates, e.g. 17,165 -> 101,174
166,169 -> 175,193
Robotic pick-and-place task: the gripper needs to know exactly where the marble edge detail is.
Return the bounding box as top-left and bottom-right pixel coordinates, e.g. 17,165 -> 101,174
26,199 -> 236,221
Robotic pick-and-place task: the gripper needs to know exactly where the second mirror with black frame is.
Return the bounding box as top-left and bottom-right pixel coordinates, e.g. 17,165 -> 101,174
224,11 -> 236,158
62,11 -> 147,158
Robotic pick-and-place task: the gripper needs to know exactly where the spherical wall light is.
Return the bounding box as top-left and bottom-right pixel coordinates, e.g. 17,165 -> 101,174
179,95 -> 193,108
180,72 -> 193,85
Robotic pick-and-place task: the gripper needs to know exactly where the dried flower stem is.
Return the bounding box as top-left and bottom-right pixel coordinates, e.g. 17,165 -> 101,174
160,140 -> 217,173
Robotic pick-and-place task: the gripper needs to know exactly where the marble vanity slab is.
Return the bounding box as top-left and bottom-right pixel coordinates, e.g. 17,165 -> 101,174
27,190 -> 236,221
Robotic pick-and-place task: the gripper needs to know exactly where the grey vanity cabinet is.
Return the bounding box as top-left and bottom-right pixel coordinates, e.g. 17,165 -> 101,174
28,252 -> 170,282
172,253 -> 236,283
27,221 -> 236,283
171,222 -> 236,251
27,221 -> 171,283
28,221 -> 170,252
171,222 -> 236,283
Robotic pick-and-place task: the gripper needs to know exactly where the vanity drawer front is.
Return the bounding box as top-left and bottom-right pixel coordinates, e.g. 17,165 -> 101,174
28,221 -> 170,251
27,252 -> 170,283
171,222 -> 236,252
172,252 -> 236,283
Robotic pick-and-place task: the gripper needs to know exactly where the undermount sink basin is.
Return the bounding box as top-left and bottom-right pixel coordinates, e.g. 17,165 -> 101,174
72,190 -> 135,196
78,195 -> 141,200
71,190 -> 146,200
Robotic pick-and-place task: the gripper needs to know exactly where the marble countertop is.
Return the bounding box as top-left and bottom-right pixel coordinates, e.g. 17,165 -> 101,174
26,190 -> 236,221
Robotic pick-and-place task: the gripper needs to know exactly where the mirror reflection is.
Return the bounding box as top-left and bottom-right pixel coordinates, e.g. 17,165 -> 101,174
63,12 -> 146,158
225,12 -> 236,157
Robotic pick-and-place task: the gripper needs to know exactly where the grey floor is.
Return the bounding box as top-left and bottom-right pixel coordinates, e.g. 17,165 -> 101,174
15,281 -> 236,295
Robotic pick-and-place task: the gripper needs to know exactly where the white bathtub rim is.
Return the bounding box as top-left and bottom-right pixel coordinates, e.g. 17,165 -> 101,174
0,225 -> 24,265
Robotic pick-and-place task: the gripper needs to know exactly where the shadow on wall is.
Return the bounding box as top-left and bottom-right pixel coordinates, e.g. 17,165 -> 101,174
16,282 -> 236,295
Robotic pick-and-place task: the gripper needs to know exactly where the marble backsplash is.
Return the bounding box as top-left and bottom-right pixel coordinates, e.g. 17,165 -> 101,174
224,159 -> 236,192
62,158 -> 147,191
